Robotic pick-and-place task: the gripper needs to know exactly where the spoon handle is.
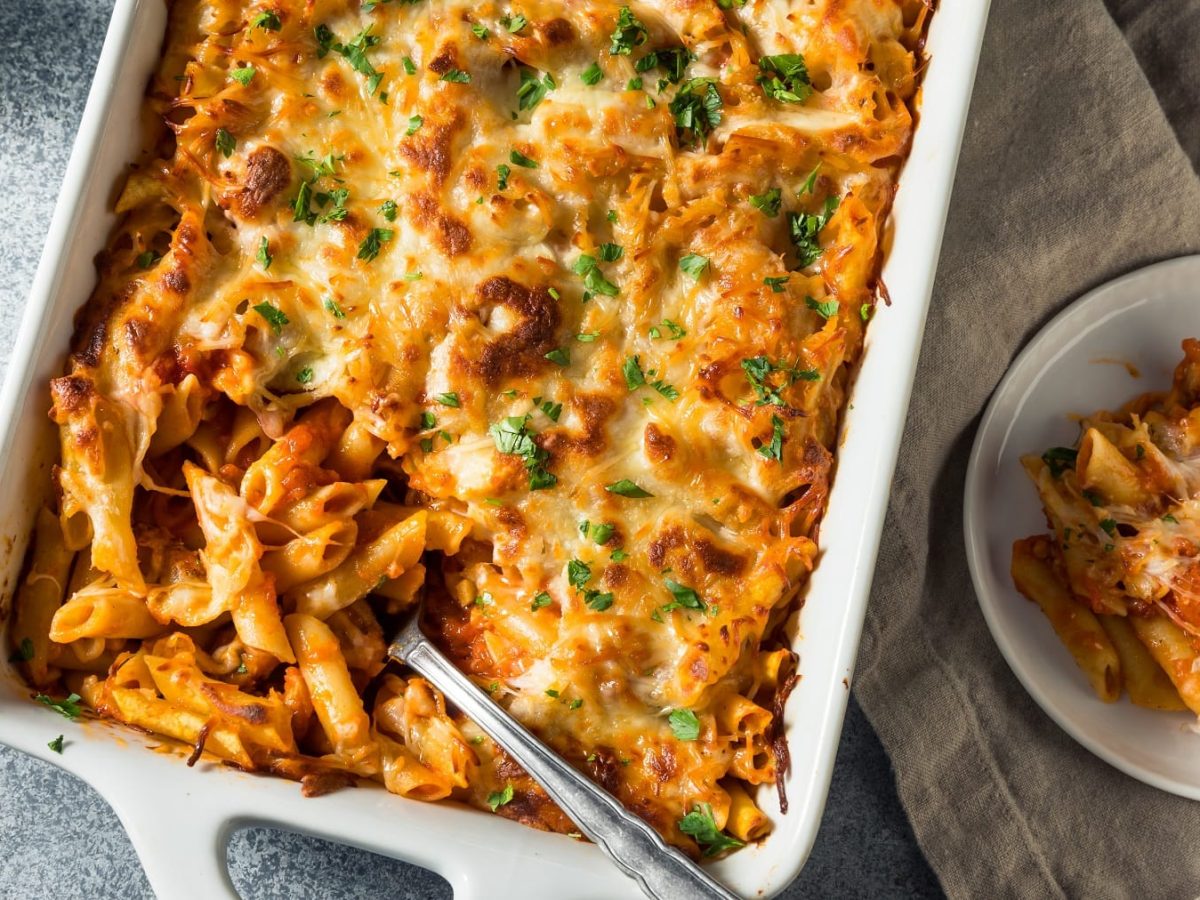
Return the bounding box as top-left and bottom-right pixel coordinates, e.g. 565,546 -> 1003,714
389,628 -> 741,900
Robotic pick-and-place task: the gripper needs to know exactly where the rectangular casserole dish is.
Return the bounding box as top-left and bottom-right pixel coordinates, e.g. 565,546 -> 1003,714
0,1 -> 991,896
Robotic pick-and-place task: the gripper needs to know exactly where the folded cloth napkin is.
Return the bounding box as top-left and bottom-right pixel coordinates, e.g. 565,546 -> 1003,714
854,0 -> 1200,897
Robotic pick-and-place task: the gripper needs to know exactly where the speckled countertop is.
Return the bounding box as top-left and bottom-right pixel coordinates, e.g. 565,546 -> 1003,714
0,3 -> 941,897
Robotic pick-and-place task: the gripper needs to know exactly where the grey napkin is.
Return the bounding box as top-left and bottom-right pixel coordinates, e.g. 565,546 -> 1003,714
854,0 -> 1200,897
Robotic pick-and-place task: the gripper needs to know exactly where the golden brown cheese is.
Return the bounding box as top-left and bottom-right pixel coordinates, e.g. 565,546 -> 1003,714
8,0 -> 929,857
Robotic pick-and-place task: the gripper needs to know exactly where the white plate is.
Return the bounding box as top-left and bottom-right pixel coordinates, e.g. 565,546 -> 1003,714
964,255 -> 1200,799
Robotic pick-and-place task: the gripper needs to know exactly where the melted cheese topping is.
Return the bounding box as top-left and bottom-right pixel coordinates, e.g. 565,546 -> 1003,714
30,0 -> 928,853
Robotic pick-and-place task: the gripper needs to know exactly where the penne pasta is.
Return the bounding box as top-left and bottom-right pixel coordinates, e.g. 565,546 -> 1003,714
1011,537 -> 1121,703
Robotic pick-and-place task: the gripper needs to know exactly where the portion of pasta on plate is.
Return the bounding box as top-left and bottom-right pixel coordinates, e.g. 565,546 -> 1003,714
1013,339 -> 1200,716
5,0 -> 928,857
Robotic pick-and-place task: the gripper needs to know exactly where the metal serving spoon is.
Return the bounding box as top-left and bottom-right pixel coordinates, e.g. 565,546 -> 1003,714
388,608 -> 742,900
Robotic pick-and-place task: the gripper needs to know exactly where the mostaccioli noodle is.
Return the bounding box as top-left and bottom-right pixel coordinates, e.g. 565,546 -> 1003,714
7,0 -> 930,857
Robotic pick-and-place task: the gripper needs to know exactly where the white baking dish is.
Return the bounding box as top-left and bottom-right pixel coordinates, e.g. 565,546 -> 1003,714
0,2 -> 991,897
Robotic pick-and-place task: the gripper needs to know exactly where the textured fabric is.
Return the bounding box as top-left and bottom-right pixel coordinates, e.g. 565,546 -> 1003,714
854,0 -> 1200,897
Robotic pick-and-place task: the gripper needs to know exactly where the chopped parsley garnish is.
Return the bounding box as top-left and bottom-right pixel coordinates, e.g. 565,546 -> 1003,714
496,163 -> 511,190
296,367 -> 314,385
517,67 -> 556,111
663,578 -> 705,612
531,591 -> 553,611
471,23 -> 489,40
789,195 -> 840,268
806,296 -> 838,319
576,332 -> 600,343
502,13 -> 528,33
402,56 -> 417,75
801,165 -> 820,195
136,251 -> 161,270
580,62 -> 604,85
623,355 -> 646,390
9,637 -> 34,663
215,128 -> 236,158
251,10 -> 282,31
1163,514 -> 1180,524
764,276 -> 789,293
1082,489 -> 1103,507
253,302 -> 288,334
635,47 -> 694,84
420,411 -> 437,429
668,709 -> 700,741
441,69 -> 472,84
605,479 -> 652,498
572,254 -> 619,297
624,356 -> 678,401
749,187 -> 782,217
487,784 -> 515,811
1041,446 -> 1078,478
314,24 -> 334,57
598,243 -> 624,262
489,415 -> 557,490
230,65 -> 256,86
678,804 -> 744,856
317,187 -> 349,223
406,114 -> 423,135
544,347 -> 571,366
610,549 -> 629,562
48,734 -> 65,753
435,392 -> 460,407
741,355 -> 819,407
510,149 -> 539,168
324,297 -> 346,318
357,228 -> 394,262
679,253 -> 709,280
758,414 -> 785,461
379,199 -> 399,222
292,182 -> 316,224
609,6 -> 649,56
1099,518 -> 1118,538
332,26 -> 385,95
586,592 -> 614,611
36,693 -> 83,720
568,559 -> 592,589
589,522 -> 616,544
255,236 -> 272,270
649,319 -> 686,340
404,271 -> 423,281
860,303 -> 873,322
757,53 -> 812,103
669,77 -> 722,146
538,399 -> 563,421
294,150 -> 343,179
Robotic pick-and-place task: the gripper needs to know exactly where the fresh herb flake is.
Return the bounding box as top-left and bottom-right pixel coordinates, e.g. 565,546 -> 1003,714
668,709 -> 700,741
605,479 -> 652,498
253,302 -> 288,334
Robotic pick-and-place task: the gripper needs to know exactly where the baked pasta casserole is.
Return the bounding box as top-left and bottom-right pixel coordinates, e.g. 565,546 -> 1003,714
1014,341 -> 1200,717
7,0 -> 929,857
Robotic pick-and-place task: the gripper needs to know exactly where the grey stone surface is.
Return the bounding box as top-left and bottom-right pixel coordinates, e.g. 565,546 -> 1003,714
0,3 -> 941,897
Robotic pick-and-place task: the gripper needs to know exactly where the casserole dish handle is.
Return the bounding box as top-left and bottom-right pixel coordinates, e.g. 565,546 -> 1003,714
109,785 -> 239,900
